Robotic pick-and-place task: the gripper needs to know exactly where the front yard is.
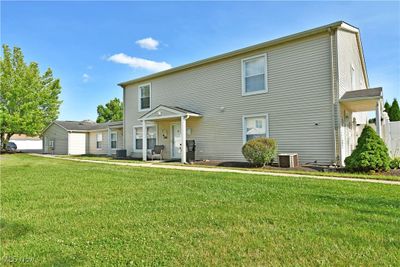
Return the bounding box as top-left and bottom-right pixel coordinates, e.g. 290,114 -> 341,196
1,154 -> 399,265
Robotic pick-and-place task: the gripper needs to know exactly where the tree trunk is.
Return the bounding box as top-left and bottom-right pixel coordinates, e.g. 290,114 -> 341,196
1,133 -> 14,151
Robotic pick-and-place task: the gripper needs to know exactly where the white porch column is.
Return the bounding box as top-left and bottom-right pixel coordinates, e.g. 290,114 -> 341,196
142,120 -> 147,161
107,128 -> 111,156
181,116 -> 187,163
376,101 -> 382,138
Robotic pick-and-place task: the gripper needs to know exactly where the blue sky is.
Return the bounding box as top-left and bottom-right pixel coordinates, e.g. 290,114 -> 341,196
2,1 -> 399,120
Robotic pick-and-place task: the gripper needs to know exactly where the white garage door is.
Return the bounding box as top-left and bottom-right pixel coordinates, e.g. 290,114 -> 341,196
68,133 -> 87,155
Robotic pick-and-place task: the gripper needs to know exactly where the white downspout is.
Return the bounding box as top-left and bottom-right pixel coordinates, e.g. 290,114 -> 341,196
142,120 -> 147,161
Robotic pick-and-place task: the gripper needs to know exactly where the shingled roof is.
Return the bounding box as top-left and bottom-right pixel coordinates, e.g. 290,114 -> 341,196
341,87 -> 382,101
54,120 -> 122,131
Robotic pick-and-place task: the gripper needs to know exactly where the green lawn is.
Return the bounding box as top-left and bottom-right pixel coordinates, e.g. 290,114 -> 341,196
1,154 -> 399,266
61,154 -> 400,182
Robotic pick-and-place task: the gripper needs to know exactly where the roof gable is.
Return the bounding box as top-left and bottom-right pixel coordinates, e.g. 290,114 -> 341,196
119,21 -> 359,87
139,105 -> 201,121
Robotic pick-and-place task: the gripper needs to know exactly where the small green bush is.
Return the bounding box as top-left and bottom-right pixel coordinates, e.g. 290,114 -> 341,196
242,137 -> 277,167
390,158 -> 400,169
344,125 -> 390,172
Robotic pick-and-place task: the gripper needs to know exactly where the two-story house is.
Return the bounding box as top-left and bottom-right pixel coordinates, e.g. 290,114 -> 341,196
120,21 -> 385,165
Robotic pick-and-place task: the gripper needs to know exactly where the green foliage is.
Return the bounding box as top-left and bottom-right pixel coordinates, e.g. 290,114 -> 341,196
390,158 -> 400,169
388,98 -> 400,121
96,98 -> 123,123
344,125 -> 390,172
384,101 -> 391,113
242,137 -> 277,167
0,44 -> 62,149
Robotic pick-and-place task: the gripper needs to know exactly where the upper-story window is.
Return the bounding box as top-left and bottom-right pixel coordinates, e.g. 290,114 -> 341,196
138,83 -> 151,111
242,54 -> 268,96
350,64 -> 356,91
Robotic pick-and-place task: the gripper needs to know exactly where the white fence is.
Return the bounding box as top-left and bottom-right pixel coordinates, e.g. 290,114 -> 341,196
387,121 -> 400,157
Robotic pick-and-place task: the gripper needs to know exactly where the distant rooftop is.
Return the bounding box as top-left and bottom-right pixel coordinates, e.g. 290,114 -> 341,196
55,120 -> 123,131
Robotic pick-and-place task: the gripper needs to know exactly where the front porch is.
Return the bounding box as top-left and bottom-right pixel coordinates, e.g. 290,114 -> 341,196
339,87 -> 386,164
138,105 -> 202,163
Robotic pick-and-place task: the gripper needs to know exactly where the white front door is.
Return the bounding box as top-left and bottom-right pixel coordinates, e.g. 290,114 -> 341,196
171,124 -> 181,158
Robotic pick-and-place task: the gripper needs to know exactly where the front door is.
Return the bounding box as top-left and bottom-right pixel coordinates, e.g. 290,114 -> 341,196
171,124 -> 181,158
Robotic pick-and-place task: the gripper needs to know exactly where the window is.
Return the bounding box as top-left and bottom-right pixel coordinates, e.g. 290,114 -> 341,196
242,54 -> 267,95
96,133 -> 102,149
110,132 -> 117,149
243,114 -> 268,143
351,64 -> 356,91
49,140 -> 55,148
138,83 -> 151,111
134,126 -> 157,151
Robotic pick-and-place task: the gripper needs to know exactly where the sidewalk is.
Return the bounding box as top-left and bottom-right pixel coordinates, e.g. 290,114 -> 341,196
31,154 -> 400,185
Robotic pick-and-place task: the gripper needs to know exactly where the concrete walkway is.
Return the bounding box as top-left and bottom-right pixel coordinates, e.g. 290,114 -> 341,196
31,154 -> 400,185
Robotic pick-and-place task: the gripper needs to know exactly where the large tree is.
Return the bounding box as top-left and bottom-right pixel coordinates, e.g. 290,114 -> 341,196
388,98 -> 400,121
0,44 -> 62,149
96,98 -> 123,123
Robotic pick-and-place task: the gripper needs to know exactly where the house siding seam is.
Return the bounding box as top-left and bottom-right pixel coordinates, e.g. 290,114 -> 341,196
124,32 -> 336,164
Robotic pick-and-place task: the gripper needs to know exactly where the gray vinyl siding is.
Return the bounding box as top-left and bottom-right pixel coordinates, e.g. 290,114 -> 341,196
125,32 -> 336,164
42,123 -> 68,154
337,29 -> 367,97
337,29 -> 368,123
88,130 -> 109,155
336,29 -> 369,161
110,128 -> 124,153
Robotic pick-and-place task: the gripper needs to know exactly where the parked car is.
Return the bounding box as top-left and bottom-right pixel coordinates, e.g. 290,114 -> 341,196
6,142 -> 17,153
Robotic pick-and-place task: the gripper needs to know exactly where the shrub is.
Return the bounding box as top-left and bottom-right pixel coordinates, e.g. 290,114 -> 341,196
390,158 -> 400,169
344,125 -> 390,172
242,138 -> 277,167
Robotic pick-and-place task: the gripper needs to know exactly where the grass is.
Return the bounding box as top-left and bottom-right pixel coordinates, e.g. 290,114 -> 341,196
60,154 -> 400,182
1,154 -> 399,266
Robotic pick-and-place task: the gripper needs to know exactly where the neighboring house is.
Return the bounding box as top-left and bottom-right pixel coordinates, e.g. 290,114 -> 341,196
10,134 -> 42,152
119,21 -> 385,165
42,120 -> 123,155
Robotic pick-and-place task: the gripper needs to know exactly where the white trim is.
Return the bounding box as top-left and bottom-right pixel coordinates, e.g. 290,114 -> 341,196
170,123 -> 181,159
139,105 -> 201,121
96,132 -> 103,150
110,131 -> 118,150
133,124 -> 158,152
242,113 -> 269,144
181,116 -> 187,163
241,53 -> 268,96
138,83 -> 151,112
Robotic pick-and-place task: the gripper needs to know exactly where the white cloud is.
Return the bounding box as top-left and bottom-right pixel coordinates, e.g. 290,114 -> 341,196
107,53 -> 172,72
82,73 -> 90,82
136,37 -> 159,50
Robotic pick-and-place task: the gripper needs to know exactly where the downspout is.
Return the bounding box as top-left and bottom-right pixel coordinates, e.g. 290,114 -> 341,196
329,28 -> 339,166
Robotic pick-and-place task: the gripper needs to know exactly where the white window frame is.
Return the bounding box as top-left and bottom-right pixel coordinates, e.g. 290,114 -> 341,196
133,124 -> 158,152
96,133 -> 103,150
110,131 -> 117,150
241,53 -> 268,96
242,114 -> 269,144
138,83 -> 151,112
49,140 -> 55,148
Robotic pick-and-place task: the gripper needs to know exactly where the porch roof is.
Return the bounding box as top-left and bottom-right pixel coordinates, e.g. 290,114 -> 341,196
139,105 -> 202,121
340,87 -> 382,112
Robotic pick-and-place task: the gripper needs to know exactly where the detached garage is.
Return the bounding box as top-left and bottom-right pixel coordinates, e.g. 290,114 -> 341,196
41,120 -> 123,155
